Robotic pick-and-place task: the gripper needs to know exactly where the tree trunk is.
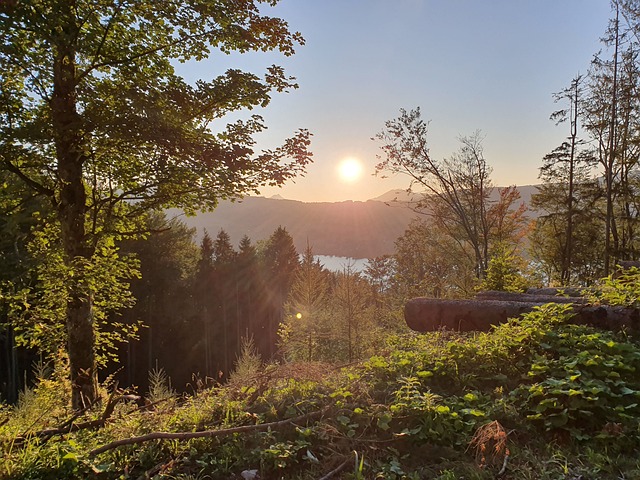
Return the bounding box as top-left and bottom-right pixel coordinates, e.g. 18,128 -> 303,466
605,4 -> 620,275
51,4 -> 97,409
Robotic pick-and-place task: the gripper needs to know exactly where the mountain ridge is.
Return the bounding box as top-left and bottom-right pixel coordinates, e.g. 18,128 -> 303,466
171,186 -> 539,259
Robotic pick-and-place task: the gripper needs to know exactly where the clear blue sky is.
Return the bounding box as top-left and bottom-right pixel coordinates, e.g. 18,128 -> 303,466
179,0 -> 613,202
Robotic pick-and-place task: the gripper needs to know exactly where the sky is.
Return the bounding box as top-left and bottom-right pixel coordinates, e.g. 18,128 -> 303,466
178,0 -> 614,203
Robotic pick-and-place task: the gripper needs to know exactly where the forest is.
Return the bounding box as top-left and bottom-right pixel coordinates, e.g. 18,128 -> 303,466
1,0 -> 640,479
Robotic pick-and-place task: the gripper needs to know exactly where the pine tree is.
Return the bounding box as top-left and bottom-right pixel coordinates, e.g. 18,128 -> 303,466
261,227 -> 299,357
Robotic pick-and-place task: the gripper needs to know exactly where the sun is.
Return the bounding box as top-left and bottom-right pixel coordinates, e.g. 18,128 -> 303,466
337,157 -> 364,183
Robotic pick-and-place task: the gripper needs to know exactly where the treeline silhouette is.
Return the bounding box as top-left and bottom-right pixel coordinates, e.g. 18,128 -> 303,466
114,215 -> 300,394
0,213 -> 302,400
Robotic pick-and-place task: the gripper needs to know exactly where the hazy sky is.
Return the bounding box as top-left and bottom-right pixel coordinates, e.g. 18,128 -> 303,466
179,1 -> 613,202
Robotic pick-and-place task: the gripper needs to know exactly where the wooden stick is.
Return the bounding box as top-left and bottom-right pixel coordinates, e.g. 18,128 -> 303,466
90,409 -> 325,457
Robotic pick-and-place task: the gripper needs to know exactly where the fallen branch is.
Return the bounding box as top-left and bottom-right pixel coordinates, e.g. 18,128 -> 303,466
90,408 -> 326,457
136,458 -> 176,480
13,391 -> 141,446
497,453 -> 509,477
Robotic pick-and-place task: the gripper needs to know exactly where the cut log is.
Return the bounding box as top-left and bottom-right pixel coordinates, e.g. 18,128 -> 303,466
404,298 -> 640,332
525,287 -> 584,297
476,290 -> 586,304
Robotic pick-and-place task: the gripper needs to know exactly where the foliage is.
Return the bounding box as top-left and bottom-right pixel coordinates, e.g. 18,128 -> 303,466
3,279 -> 640,479
8,221 -> 140,368
587,266 -> 640,307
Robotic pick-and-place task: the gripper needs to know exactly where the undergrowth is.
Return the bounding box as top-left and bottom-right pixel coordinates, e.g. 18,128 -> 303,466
2,303 -> 640,479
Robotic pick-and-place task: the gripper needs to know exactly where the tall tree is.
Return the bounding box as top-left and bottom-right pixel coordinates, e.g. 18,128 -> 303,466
376,108 -> 525,280
0,1 -> 311,407
583,1 -> 640,271
194,230 -> 215,377
119,213 -> 199,390
236,235 -> 261,344
211,229 -> 237,376
262,226 -> 299,357
532,75 -> 600,285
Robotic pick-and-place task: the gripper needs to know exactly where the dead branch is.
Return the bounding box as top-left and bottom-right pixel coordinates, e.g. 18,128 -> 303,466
90,408 -> 326,457
13,391 -> 141,446
136,458 -> 176,480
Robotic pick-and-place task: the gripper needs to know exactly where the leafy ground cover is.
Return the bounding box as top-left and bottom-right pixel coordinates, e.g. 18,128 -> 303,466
2,302 -> 640,479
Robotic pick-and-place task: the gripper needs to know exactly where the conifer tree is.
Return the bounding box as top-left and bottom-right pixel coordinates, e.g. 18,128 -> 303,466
261,227 -> 299,357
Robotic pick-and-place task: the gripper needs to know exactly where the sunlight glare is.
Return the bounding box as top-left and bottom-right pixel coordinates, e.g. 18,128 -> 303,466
338,157 -> 364,183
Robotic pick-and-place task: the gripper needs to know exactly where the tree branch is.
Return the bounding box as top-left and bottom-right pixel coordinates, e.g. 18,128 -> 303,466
90,408 -> 326,457
2,157 -> 57,201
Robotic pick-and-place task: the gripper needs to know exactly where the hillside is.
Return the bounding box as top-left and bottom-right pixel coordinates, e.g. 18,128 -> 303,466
169,197 -> 418,258
170,186 -> 540,258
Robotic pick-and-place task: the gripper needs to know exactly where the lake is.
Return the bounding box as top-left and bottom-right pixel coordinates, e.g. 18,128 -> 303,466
314,255 -> 369,273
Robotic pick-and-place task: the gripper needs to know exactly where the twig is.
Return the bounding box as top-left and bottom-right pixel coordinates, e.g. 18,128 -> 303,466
136,458 -> 175,480
90,408 -> 326,457
497,453 -> 509,477
317,455 -> 352,480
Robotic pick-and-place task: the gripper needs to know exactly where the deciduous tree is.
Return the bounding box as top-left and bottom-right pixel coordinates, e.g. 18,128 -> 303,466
0,0 -> 311,408
376,109 -> 526,281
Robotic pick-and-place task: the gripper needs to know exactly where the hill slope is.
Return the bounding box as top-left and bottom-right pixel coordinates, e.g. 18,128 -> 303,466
170,197 -> 418,258
171,186 -> 539,258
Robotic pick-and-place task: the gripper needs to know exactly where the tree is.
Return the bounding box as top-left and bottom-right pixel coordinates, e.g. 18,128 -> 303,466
332,264 -> 372,362
236,235 -> 261,344
583,2 -> 640,271
376,109 -> 526,280
0,1 -> 311,408
261,226 -> 299,357
532,75 -> 601,285
363,255 -> 394,308
281,242 -> 330,361
393,218 -> 475,299
211,229 -> 237,376
119,212 -> 199,390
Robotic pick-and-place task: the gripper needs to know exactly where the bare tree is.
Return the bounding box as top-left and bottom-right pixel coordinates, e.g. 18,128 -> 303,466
375,108 -> 524,280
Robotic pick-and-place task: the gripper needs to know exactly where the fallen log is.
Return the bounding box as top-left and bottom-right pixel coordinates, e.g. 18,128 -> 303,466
404,298 -> 640,332
476,290 -> 586,304
525,287 -> 584,297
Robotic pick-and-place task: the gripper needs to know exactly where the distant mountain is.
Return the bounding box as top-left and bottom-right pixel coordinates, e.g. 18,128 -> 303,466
169,197 -> 417,259
369,189 -> 422,204
371,185 -> 539,206
170,185 -> 540,259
